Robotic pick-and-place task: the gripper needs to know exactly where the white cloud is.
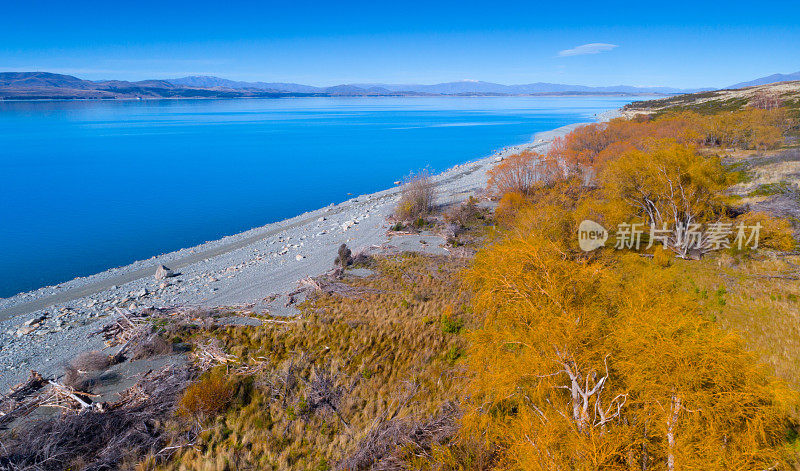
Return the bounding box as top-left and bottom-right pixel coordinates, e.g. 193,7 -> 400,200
558,43 -> 619,57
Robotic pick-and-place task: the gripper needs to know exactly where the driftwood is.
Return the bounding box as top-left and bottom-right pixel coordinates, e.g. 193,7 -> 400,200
192,339 -> 236,370
0,365 -> 194,471
41,380 -> 98,411
109,364 -> 187,410
90,307 -> 150,351
0,371 -> 47,428
0,371 -> 102,429
300,276 -> 386,299
3,371 -> 46,402
261,318 -> 296,325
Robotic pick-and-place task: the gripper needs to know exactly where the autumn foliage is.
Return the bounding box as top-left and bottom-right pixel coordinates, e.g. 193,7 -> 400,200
547,108 -> 789,182
489,106 -> 794,257
486,151 -> 559,196
460,203 -> 795,470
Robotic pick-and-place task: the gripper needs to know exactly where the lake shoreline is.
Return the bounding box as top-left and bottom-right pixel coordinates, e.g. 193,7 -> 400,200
1,96 -> 642,298
0,118 -> 600,391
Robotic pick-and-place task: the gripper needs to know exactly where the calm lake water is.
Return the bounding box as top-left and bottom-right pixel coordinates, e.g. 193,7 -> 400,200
0,96 -> 644,297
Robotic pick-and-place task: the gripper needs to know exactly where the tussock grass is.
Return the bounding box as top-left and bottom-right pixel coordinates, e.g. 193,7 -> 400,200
159,253 -> 472,470
674,253 -> 800,389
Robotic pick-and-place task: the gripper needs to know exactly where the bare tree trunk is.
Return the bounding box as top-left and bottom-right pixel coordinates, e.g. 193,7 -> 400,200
642,422 -> 649,471
666,394 -> 681,471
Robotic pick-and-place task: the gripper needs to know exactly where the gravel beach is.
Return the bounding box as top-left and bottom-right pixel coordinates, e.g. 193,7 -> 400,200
0,121 -> 589,392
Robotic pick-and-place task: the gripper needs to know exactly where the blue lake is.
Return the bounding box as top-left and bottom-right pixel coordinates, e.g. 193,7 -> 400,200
0,96 -> 644,297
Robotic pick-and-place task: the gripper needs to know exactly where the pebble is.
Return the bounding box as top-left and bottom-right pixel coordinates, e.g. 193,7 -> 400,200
24,315 -> 47,326
16,325 -> 38,337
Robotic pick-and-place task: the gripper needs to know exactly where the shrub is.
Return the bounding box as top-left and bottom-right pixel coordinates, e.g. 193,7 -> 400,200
63,365 -> 91,391
130,334 -> 173,360
335,243 -> 352,268
736,211 -> 797,251
71,350 -> 112,372
396,171 -> 435,220
439,308 -> 464,334
351,251 -> 372,267
445,196 -> 483,228
178,373 -> 234,421
444,345 -> 463,364
63,351 -> 116,392
487,151 -> 557,196
494,191 -> 530,227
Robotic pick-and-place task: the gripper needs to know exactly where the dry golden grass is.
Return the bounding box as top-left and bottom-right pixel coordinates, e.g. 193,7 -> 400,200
157,253 -> 473,471
672,252 -> 800,389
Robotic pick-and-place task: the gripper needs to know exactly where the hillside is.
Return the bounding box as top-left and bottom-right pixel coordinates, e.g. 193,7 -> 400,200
0,72 -> 409,100
621,80 -> 800,117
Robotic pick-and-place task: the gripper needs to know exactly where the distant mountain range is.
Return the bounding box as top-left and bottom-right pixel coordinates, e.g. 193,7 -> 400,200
1,71 -> 797,101
169,75 -> 708,96
167,76 -> 323,93
0,72 -> 710,101
0,72 -> 312,100
726,71 -> 800,89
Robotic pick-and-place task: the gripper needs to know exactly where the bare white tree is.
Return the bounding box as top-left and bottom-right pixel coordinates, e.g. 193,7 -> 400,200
552,348 -> 627,433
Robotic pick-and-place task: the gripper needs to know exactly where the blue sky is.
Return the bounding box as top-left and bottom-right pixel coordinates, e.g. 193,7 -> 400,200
1,0 -> 798,88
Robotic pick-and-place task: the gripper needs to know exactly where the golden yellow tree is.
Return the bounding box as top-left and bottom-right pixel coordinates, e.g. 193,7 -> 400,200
600,142 -> 731,257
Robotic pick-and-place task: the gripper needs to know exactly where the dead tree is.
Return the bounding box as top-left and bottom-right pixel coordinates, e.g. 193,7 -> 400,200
628,164 -> 719,259
304,366 -> 349,428
553,348 -> 627,433
751,91 -> 783,110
